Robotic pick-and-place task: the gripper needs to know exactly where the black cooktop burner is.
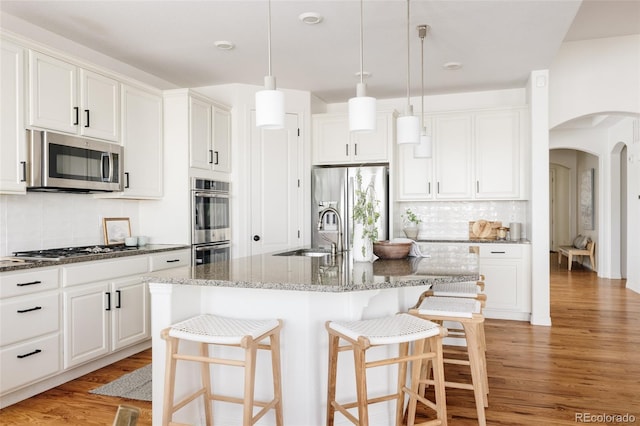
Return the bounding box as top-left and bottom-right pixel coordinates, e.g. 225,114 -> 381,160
12,244 -> 137,261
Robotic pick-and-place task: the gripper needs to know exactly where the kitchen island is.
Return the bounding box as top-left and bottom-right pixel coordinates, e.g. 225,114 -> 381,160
145,244 -> 479,426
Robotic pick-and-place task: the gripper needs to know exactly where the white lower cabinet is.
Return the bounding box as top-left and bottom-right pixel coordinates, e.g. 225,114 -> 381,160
62,256 -> 148,368
479,244 -> 531,321
0,268 -> 61,395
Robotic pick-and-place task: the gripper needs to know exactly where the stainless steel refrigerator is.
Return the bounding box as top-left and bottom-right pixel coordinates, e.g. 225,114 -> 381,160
312,165 -> 389,251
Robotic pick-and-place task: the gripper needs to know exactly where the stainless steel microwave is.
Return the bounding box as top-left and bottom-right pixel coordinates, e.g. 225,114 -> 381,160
27,129 -> 123,192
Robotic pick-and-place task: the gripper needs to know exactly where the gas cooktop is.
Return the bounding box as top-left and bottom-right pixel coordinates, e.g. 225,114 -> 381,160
12,244 -> 137,261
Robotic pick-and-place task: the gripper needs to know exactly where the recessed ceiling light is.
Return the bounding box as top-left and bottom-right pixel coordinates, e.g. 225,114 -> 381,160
354,71 -> 372,79
299,12 -> 323,25
442,61 -> 462,70
214,40 -> 235,50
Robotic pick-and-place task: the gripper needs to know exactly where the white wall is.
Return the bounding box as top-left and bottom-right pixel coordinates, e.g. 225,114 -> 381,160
0,193 -> 140,256
549,35 -> 640,129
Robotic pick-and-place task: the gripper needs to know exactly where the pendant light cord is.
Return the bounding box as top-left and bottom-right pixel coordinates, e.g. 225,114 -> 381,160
420,28 -> 425,129
359,0 -> 364,85
267,0 -> 272,77
405,0 -> 411,111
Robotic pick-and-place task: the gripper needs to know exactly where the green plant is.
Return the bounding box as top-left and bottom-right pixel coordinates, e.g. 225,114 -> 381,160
402,208 -> 421,227
352,169 -> 380,254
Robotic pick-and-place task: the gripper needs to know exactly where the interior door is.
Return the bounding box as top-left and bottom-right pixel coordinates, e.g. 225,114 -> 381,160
249,112 -> 301,255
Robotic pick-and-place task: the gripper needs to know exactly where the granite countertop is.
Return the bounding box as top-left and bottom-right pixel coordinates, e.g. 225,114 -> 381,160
417,238 -> 531,244
144,244 -> 479,293
0,244 -> 191,273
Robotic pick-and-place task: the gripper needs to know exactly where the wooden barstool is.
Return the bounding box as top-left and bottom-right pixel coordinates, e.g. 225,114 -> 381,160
161,314 -> 284,426
326,313 -> 448,426
411,281 -> 486,311
409,297 -> 488,426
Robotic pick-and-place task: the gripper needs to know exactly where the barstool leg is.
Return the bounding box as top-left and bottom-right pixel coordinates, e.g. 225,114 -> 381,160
270,330 -> 284,426
430,333 -> 448,426
199,343 -> 213,425
405,338 -> 424,426
353,343 -> 369,425
243,340 -> 258,426
462,323 -> 486,426
162,333 -> 179,426
326,333 -> 339,426
395,342 -> 410,426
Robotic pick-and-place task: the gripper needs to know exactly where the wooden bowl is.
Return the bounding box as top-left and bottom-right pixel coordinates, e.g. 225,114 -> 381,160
373,240 -> 412,259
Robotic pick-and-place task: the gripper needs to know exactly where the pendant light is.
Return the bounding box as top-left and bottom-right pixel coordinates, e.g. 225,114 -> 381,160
414,24 -> 433,158
348,0 -> 376,132
255,0 -> 284,129
397,0 -> 420,144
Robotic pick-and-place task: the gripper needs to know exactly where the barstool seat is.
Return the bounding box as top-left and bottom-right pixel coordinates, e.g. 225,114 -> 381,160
410,297 -> 488,426
326,313 -> 448,426
161,314 -> 283,426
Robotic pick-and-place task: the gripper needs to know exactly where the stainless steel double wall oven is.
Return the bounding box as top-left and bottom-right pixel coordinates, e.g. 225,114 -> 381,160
191,178 -> 231,265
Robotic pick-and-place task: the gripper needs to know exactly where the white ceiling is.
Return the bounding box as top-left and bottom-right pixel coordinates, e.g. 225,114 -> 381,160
1,0 -> 639,104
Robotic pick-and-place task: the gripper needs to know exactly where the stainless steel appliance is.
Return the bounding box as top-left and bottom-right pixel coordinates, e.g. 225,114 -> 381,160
191,178 -> 231,265
311,165 -> 389,251
12,244 -> 135,261
26,129 -> 123,192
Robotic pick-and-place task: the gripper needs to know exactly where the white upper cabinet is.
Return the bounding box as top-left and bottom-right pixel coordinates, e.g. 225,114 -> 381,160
474,109 -> 522,199
396,107 -> 527,201
189,94 -> 231,174
119,84 -> 163,198
29,51 -> 119,142
434,113 -> 473,199
0,39 -> 26,194
397,117 -> 434,200
312,112 -> 393,164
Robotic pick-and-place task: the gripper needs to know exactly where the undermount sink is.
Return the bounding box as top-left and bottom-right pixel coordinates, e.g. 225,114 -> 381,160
274,248 -> 333,257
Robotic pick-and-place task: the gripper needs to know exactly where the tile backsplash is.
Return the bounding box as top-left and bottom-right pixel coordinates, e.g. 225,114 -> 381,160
0,193 -> 140,257
394,200 -> 529,240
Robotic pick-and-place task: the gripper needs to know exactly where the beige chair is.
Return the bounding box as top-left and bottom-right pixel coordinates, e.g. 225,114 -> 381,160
161,314 -> 283,426
326,313 -> 448,426
558,240 -> 596,271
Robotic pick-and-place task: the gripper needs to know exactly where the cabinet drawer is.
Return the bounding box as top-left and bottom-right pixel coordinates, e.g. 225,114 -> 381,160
149,250 -> 191,271
62,256 -> 148,287
0,268 -> 59,299
0,333 -> 60,394
479,245 -> 523,259
0,292 -> 60,346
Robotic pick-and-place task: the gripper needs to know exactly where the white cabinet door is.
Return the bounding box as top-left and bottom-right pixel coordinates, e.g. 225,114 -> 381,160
212,107 -> 231,173
120,84 -> 163,198
312,114 -> 350,164
29,51 -> 77,134
0,39 -> 26,194
396,116 -> 434,200
434,114 -> 472,199
352,113 -> 390,162
474,110 -> 521,199
111,277 -> 149,351
312,112 -> 392,165
79,69 -> 119,141
63,282 -> 110,368
189,96 -> 213,171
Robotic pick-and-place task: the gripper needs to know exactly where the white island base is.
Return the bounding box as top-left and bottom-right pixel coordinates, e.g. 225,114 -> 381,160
149,283 -> 429,426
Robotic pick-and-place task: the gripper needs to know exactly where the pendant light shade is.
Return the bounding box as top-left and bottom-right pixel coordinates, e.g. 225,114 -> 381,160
256,0 -> 284,129
414,24 -> 433,158
397,111 -> 420,144
256,76 -> 285,129
414,133 -> 432,158
349,0 -> 376,132
397,0 -> 419,144
349,83 -> 376,132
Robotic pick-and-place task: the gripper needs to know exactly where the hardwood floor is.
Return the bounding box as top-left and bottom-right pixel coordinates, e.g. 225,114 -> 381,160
1,255 -> 638,425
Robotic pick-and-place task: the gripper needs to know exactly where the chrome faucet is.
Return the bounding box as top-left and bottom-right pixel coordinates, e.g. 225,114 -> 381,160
317,206 -> 343,254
